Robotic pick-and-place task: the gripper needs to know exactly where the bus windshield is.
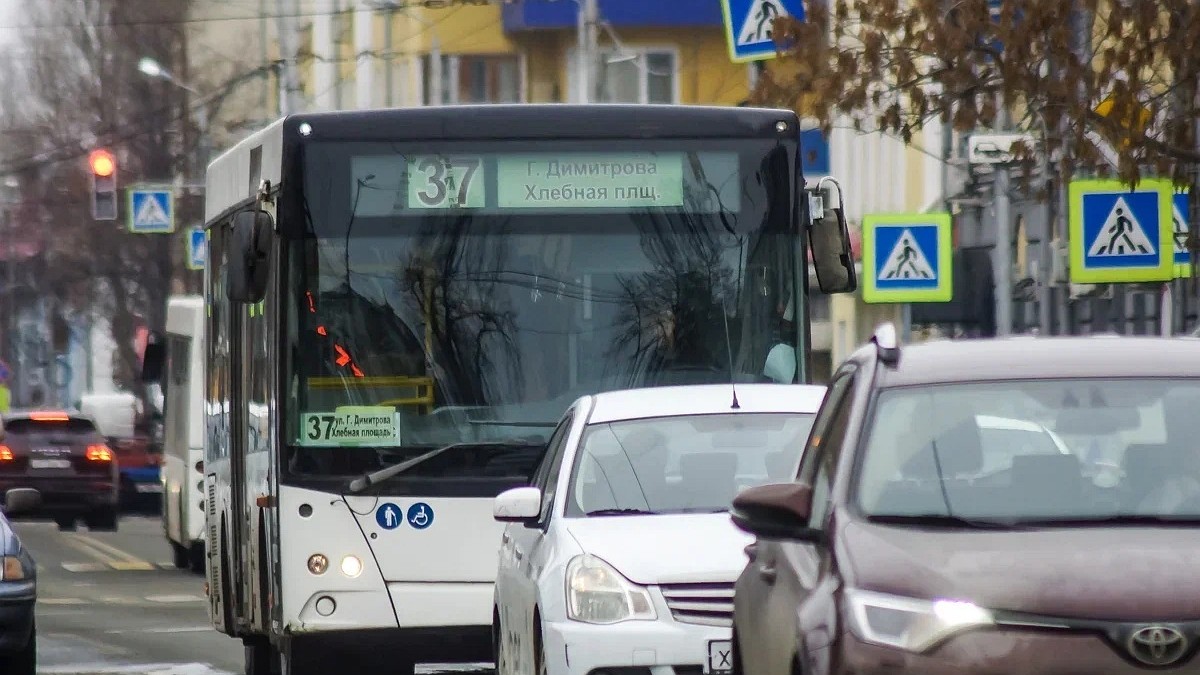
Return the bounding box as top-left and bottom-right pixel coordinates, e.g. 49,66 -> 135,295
285,137 -> 802,486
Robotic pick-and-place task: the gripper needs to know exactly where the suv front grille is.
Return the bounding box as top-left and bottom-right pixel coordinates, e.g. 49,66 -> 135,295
660,582 -> 734,627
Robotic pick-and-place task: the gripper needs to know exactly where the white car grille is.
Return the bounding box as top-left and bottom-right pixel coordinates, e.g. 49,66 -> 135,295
660,583 -> 735,627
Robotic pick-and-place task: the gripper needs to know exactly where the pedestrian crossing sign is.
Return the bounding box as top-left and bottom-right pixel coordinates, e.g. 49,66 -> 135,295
862,213 -> 953,304
187,227 -> 206,271
127,187 -> 175,234
719,0 -> 805,63
1068,178 -> 1173,284
1173,191 -> 1191,278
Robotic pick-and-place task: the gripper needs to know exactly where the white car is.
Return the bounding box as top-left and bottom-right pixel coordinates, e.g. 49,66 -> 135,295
491,383 -> 827,675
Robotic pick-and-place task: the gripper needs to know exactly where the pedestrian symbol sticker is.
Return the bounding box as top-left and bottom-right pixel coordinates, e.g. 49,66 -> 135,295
1087,197 -> 1153,257
376,502 -> 403,530
879,229 -> 935,280
407,502 -> 434,530
1068,178 -> 1173,284
861,213 -> 952,304
719,0 -> 805,63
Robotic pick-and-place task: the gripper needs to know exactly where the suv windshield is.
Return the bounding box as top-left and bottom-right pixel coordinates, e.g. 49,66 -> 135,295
565,412 -> 815,516
856,379 -> 1200,523
285,137 -> 801,486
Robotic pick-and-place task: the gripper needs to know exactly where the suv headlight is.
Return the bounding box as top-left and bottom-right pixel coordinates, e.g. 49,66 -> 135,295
566,554 -> 656,624
844,589 -> 992,652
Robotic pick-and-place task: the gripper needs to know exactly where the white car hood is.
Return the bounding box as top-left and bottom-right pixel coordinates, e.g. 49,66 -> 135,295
565,513 -> 753,586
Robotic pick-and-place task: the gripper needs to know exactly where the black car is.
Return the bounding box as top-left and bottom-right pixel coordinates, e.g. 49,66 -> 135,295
0,410 -> 120,531
0,487 -> 39,674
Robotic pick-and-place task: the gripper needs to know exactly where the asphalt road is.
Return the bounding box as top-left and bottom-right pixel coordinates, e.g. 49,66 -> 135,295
13,513 -> 240,675
12,512 -> 495,675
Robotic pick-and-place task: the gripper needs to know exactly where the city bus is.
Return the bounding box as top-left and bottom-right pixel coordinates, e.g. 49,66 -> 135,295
160,295 -> 206,572
186,104 -> 856,675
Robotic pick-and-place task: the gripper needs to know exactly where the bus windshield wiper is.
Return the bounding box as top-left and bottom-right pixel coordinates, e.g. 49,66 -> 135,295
345,440 -> 538,494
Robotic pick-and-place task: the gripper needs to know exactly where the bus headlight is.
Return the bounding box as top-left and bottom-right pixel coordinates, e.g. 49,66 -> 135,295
340,555 -> 362,578
307,554 -> 329,575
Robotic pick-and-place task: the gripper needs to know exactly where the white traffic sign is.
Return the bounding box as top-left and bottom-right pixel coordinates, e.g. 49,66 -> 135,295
720,0 -> 805,63
128,188 -> 175,234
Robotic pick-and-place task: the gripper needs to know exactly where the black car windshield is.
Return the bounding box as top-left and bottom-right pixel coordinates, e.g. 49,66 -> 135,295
565,412 -> 816,516
855,379 -> 1200,523
284,137 -> 801,489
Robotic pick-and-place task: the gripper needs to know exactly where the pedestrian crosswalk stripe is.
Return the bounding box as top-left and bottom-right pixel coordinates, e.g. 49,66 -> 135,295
1087,195 -> 1154,256
61,561 -> 176,572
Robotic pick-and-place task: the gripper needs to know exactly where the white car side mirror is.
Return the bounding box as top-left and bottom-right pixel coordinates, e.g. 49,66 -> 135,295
494,487 -> 542,523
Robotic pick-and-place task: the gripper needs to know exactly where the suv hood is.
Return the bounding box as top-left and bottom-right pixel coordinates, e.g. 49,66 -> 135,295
566,513 -> 752,586
841,518 -> 1200,621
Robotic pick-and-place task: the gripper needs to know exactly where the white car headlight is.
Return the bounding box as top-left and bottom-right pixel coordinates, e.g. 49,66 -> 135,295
844,589 -> 992,653
565,554 -> 657,625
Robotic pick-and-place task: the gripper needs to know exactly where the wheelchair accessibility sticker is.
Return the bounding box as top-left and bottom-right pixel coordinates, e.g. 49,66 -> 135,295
407,502 -> 434,530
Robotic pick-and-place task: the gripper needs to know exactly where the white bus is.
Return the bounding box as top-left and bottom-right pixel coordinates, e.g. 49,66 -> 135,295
161,295 -> 206,572
180,104 -> 855,675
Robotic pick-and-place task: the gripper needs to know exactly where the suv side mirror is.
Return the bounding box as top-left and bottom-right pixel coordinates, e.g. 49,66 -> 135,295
227,209 -> 273,303
494,486 -> 542,526
807,177 -> 858,294
730,482 -> 822,543
3,488 -> 41,516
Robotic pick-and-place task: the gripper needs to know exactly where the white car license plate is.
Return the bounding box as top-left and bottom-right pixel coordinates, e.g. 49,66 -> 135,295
135,483 -> 163,493
30,458 -> 70,469
706,640 -> 733,675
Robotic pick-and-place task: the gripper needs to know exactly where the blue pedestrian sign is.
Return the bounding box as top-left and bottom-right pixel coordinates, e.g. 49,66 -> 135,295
128,187 -> 175,234
1173,191 -> 1190,277
0,360 -> 10,383
1068,179 -> 1173,284
376,502 -> 403,530
720,0 -> 805,63
187,227 -> 206,271
861,213 -> 953,304
407,502 -> 434,530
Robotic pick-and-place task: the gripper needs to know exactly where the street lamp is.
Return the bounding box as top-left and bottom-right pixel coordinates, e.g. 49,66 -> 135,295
135,56 -> 209,177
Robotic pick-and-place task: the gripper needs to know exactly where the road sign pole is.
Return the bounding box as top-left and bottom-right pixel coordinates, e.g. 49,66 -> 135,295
994,164 -> 1013,336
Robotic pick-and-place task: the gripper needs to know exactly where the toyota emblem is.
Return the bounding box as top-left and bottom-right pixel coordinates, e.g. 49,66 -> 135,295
1127,626 -> 1189,667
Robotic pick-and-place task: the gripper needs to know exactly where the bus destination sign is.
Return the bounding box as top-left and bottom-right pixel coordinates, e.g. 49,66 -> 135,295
351,151 -> 686,215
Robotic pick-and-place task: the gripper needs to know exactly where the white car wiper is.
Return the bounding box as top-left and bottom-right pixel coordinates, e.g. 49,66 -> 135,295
345,440 -> 540,494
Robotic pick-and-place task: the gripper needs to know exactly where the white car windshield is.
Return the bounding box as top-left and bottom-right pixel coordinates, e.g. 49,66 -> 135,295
565,412 -> 815,516
855,379 -> 1200,524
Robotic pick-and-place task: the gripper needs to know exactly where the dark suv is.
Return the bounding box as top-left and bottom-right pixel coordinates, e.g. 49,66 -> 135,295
730,326 -> 1200,675
0,411 -> 119,531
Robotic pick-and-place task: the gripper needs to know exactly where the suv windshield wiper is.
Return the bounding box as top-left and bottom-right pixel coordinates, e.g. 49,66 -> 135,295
865,513 -> 1023,530
345,440 -> 540,494
585,508 -> 658,517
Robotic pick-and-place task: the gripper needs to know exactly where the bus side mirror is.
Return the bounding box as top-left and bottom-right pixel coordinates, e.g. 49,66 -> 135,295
227,209 -> 273,303
807,178 -> 857,294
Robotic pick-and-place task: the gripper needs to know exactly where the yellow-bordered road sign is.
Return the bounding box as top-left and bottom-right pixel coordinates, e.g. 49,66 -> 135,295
1068,178 -> 1173,284
861,213 -> 953,304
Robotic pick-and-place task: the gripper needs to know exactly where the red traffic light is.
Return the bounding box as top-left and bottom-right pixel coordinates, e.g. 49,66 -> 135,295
88,149 -> 116,177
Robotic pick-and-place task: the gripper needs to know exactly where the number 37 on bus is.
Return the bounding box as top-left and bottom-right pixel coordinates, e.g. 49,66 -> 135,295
150,104 -> 857,675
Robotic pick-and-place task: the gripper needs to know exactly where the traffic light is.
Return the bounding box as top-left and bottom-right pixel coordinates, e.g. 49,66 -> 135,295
88,148 -> 117,221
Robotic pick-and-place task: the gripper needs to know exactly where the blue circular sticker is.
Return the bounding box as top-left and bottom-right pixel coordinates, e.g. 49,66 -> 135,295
376,502 -> 404,530
407,502 -> 434,530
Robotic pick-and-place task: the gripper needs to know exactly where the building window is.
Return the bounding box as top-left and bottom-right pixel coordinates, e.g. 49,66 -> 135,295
569,49 -> 677,104
421,54 -> 521,105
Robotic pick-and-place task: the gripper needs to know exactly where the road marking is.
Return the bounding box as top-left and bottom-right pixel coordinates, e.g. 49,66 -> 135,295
104,625 -> 213,634
61,561 -> 178,572
76,534 -> 147,563
63,537 -> 119,564
40,664 -> 237,674
144,594 -> 205,603
39,597 -> 88,605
